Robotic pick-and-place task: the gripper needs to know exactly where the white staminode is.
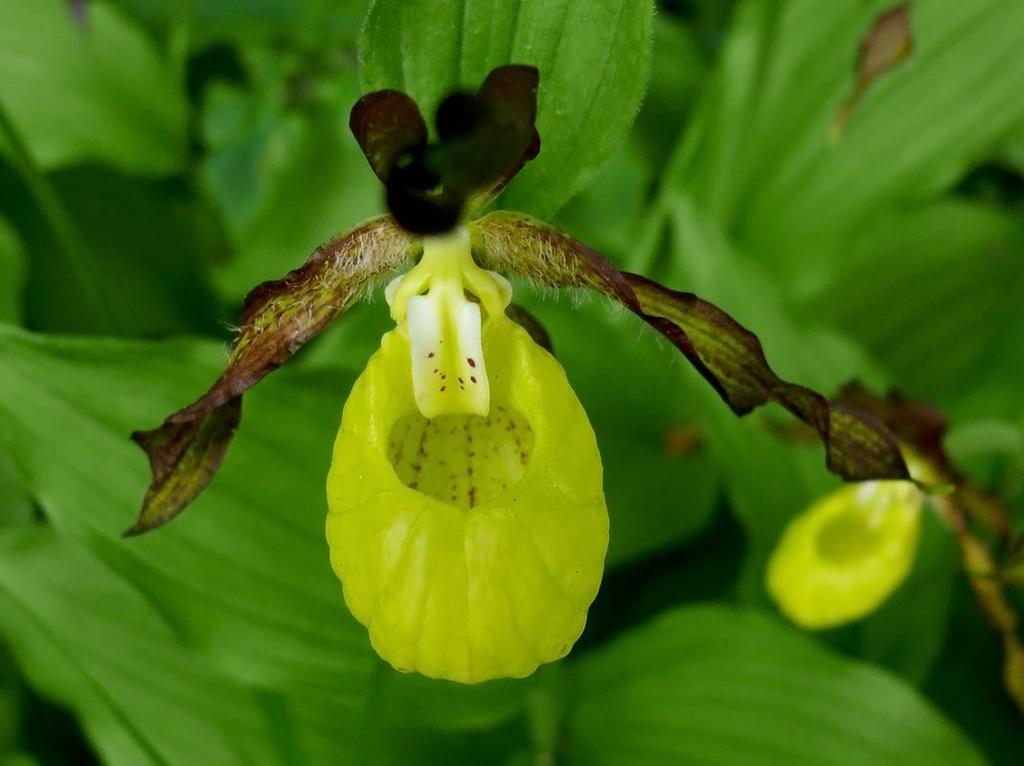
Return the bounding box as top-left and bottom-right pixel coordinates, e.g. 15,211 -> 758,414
385,227 -> 511,418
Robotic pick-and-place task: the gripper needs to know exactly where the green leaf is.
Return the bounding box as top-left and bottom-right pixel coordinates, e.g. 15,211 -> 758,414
742,0 -> 1024,266
567,605 -> 986,766
925,582 -> 1024,762
0,0 -> 185,174
659,0 -> 783,226
0,447 -> 33,528
0,166 -> 224,337
800,201 -> 1024,406
667,0 -> 1024,287
552,141 -> 651,259
360,0 -> 653,218
365,716 -> 528,766
0,528 -> 292,765
0,328 -> 371,693
370,668 -> 537,732
944,420 -> 1024,499
0,218 -> 25,324
552,14 -> 704,254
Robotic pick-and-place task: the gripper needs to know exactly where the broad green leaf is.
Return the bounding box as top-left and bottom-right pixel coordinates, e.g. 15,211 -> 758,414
0,0 -> 185,174
0,529 -> 287,765
0,327 -> 375,692
366,717 -> 528,766
800,201 -> 1024,406
666,0 -> 1024,288
0,447 -> 33,528
567,605 -> 986,766
370,668 -> 538,733
1,755 -> 37,766
360,0 -> 653,219
941,310 -> 1024,438
201,78 -> 302,241
1,167 -> 223,337
662,193 -> 886,395
0,327 -> 536,733
0,219 -> 24,324
741,0 -> 1024,271
553,141 -> 651,259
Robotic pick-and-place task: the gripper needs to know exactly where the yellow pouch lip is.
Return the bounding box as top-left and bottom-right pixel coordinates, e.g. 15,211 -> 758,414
326,315 -> 608,683
767,480 -> 924,630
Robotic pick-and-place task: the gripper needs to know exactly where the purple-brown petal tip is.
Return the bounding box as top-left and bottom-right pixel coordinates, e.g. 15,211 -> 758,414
126,398 -> 242,537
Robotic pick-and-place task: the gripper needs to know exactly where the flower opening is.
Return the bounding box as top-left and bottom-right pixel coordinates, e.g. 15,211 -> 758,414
385,227 -> 511,418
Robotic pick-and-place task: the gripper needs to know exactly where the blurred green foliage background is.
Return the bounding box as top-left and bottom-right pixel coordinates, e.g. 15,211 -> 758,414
1,0 -> 1023,763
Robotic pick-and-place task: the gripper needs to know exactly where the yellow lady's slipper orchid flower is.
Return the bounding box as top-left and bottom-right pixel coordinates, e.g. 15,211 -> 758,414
326,228 -> 607,682
130,66 -> 913,687
767,480 -> 924,629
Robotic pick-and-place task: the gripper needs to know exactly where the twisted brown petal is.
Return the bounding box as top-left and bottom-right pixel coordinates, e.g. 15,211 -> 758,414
471,211 -> 909,483
830,382 -> 949,473
128,216 -> 421,535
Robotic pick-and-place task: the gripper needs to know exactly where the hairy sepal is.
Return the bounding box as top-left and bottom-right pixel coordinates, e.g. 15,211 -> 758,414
129,217 -> 420,535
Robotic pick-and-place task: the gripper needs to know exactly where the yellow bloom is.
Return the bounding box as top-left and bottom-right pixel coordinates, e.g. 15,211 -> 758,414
767,480 -> 924,629
326,228 -> 608,683
129,66 -> 916,687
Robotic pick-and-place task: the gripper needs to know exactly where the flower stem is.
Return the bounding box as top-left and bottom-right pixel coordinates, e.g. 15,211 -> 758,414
0,99 -> 115,332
